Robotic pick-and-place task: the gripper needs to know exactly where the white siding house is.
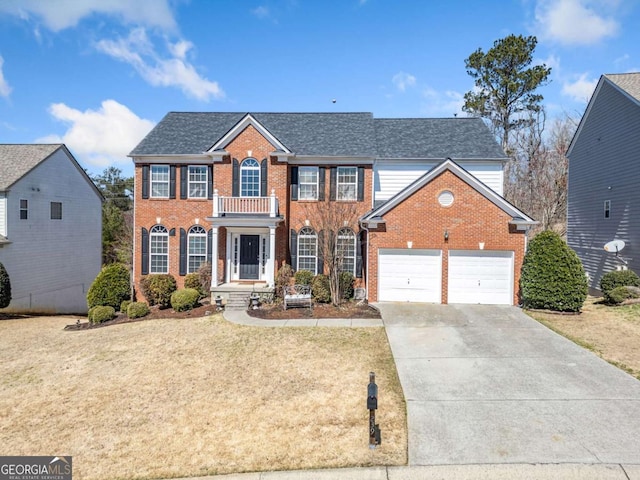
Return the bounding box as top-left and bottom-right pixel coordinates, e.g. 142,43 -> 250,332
0,145 -> 103,314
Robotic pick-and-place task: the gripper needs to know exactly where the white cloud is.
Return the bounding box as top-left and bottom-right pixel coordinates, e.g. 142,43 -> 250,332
38,100 -> 155,168
96,28 -> 224,101
251,6 -> 271,19
392,72 -> 417,92
535,0 -> 619,45
562,73 -> 598,102
0,0 -> 176,32
0,56 -> 11,97
421,87 -> 465,117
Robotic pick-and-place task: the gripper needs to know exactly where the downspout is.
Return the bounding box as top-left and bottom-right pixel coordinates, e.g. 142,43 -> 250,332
360,221 -> 371,303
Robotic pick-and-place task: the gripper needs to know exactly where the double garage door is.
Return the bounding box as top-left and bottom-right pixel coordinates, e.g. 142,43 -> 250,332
378,249 -> 513,305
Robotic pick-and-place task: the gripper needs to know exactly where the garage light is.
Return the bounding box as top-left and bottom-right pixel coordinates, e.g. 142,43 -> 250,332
444,230 -> 449,241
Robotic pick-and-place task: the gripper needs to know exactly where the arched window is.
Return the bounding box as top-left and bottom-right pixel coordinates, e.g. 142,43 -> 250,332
240,158 -> 260,197
188,225 -> 207,273
336,228 -> 356,275
150,225 -> 169,273
298,227 -> 317,274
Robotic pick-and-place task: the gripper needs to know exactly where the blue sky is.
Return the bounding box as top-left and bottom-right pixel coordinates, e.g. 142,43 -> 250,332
0,0 -> 637,178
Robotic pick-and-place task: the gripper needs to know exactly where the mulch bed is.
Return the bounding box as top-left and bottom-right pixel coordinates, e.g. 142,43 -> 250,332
247,301 -> 381,320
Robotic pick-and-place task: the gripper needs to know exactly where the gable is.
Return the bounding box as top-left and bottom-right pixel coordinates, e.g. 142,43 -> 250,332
0,144 -> 62,191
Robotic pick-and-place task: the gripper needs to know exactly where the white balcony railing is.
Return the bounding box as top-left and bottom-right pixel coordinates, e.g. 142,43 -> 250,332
211,189 -> 278,218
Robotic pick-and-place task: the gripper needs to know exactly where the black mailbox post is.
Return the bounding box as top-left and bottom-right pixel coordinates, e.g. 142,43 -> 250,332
368,371 -> 381,448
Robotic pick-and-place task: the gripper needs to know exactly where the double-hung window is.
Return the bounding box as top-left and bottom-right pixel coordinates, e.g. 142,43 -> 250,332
297,227 -> 317,274
150,225 -> 169,273
50,202 -> 62,220
299,167 -> 318,200
337,167 -> 357,201
336,228 -> 356,275
188,166 -> 207,198
188,225 -> 207,273
151,165 -> 170,198
19,199 -> 28,220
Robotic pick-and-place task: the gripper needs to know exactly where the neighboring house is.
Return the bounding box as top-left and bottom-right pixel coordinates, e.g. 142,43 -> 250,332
567,73 -> 640,291
0,144 -> 103,313
129,112 -> 535,305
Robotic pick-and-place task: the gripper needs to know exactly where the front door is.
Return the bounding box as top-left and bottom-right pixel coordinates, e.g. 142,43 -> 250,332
240,235 -> 260,279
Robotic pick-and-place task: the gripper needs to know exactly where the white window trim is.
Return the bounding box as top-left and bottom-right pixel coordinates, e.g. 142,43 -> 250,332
337,166 -> 357,201
298,227 -> 317,274
299,166 -> 319,201
19,199 -> 28,220
150,225 -> 169,274
151,165 -> 170,198
240,158 -> 260,197
188,166 -> 208,199
187,225 -> 207,273
337,228 -> 356,276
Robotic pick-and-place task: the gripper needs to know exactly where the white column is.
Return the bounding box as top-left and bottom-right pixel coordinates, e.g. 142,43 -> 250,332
267,226 -> 276,287
210,226 -> 219,289
212,189 -> 219,217
269,188 -> 277,218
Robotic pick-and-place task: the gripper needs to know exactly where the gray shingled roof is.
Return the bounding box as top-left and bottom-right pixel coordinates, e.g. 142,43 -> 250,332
0,144 -> 62,190
130,112 -> 505,159
605,73 -> 640,102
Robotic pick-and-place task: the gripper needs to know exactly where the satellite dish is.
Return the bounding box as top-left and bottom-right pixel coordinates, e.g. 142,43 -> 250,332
604,239 -> 626,253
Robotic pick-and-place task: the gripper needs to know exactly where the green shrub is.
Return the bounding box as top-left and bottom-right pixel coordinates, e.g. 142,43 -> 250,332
140,274 -> 177,308
607,286 -> 639,305
520,230 -> 588,312
339,271 -> 355,300
198,262 -> 212,296
184,273 -> 205,298
171,288 -> 201,312
87,263 -> 130,309
127,302 -> 150,319
90,305 -> 115,324
120,300 -> 132,313
275,262 -> 293,299
87,306 -> 99,322
312,274 -> 331,303
600,270 -> 640,303
294,270 -> 314,286
0,261 -> 11,309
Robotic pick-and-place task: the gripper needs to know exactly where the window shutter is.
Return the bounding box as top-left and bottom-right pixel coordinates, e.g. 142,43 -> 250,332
357,166 -> 365,201
141,227 -> 149,275
290,229 -> 298,272
318,167 -> 326,201
180,166 -> 188,199
260,158 -> 268,197
207,165 -> 214,200
232,159 -> 240,197
317,230 -> 324,275
355,230 -> 363,278
207,228 -> 213,264
329,167 -> 337,201
142,166 -> 149,199
290,166 -> 299,201
169,165 -> 176,199
169,228 -> 176,237
179,228 -> 187,276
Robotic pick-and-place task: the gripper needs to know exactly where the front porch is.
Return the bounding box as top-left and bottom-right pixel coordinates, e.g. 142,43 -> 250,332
211,282 -> 274,309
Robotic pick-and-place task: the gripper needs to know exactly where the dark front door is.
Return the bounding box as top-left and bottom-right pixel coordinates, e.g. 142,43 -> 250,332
240,235 -> 260,280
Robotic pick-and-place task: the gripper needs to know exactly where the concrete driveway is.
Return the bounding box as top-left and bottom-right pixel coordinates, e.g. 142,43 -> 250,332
376,303 -> 640,466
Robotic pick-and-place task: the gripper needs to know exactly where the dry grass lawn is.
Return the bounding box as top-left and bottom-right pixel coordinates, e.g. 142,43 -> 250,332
0,314 -> 406,480
527,296 -> 640,379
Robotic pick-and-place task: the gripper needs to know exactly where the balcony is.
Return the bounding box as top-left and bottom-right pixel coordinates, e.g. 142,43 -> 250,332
211,189 -> 279,218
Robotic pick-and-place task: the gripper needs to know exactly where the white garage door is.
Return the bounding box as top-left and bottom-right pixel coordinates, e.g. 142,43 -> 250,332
378,249 -> 441,302
448,250 -> 514,305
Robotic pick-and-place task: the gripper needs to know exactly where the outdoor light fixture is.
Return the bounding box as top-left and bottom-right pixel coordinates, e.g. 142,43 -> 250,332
444,230 -> 449,241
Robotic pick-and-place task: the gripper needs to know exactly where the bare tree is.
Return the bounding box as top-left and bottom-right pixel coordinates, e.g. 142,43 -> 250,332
299,202 -> 360,306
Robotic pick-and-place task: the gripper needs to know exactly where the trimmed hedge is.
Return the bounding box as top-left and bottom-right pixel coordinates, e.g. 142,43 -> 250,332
294,270 -> 314,286
0,261 -> 11,309
127,302 -> 150,319
184,273 -> 205,298
120,300 -> 132,313
87,263 -> 130,309
600,270 -> 640,303
607,286 -> 639,305
340,271 -> 355,300
171,288 -> 201,312
312,274 -> 331,303
89,305 -> 115,324
520,230 -> 588,312
139,274 -> 177,308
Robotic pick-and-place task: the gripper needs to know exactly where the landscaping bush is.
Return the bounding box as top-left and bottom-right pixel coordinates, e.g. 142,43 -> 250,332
120,300 -> 131,313
520,230 -> 588,312
87,263 -> 130,309
600,270 -> 640,303
275,262 -> 293,299
139,274 -> 177,308
171,288 -> 201,312
339,271 -> 355,300
294,270 -> 314,286
127,302 -> 150,319
185,272 -> 206,299
0,261 -> 11,309
312,274 -> 331,303
90,305 -> 116,324
607,286 -> 640,305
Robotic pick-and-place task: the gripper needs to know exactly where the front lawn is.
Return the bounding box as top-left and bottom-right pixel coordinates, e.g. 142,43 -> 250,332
0,314 -> 406,479
527,296 -> 640,380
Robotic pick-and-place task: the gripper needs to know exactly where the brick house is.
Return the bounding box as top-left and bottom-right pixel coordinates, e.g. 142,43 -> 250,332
129,112 -> 535,305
